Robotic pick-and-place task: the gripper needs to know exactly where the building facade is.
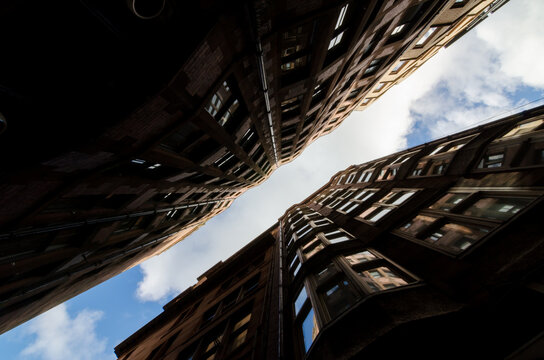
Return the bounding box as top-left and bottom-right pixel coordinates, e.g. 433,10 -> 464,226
0,0 -> 506,333
115,105 -> 544,359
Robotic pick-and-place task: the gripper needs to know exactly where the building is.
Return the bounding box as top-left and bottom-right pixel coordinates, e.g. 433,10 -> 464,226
115,105 -> 544,359
0,0 -> 507,333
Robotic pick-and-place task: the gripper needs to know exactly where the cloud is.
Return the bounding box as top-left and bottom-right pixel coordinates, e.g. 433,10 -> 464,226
135,0 -> 544,303
20,304 -> 111,360
477,0 -> 544,88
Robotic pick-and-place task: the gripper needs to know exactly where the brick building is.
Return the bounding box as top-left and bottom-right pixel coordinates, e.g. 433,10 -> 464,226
0,0 -> 507,333
115,105 -> 544,359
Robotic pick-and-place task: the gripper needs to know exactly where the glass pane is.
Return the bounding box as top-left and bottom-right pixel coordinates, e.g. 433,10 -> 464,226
327,234 -> 351,244
303,241 -> 324,259
205,334 -> 223,352
358,266 -> 408,293
294,287 -> 308,315
462,196 -> 534,220
367,207 -> 392,222
345,251 -> 377,265
321,279 -> 359,318
233,314 -> 251,332
354,190 -> 372,201
324,230 -> 342,238
425,222 -> 491,253
429,145 -> 445,155
301,308 -> 319,352
502,119 -> 544,137
380,191 -> 397,204
399,215 -> 437,236
412,160 -> 428,176
292,261 -> 302,277
230,329 -> 248,350
391,191 -> 416,205
338,201 -> 359,213
297,224 -> 312,238
429,193 -> 470,211
446,142 -> 466,152
316,263 -> 336,281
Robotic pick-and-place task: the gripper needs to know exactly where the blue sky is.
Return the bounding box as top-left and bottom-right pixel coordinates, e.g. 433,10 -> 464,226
1,1 -> 544,359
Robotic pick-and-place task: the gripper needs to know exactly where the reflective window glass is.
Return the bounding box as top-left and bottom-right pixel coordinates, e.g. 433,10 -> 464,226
345,251 -> 377,265
358,266 -> 408,293
321,279 -> 359,318
425,222 -> 491,253
400,215 -> 437,236
294,287 -> 308,315
301,309 -> 319,352
429,193 -> 470,211
462,196 -> 533,221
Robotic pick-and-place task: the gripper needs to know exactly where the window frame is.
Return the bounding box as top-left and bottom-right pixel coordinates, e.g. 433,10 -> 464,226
394,188 -> 542,256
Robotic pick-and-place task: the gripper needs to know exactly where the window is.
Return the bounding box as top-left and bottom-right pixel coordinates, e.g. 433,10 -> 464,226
206,81 -> 231,117
283,26 -> 303,40
428,193 -> 470,212
391,60 -> 406,74
281,56 -> 307,71
412,136 -> 475,177
328,31 -> 345,50
398,190 -> 538,253
281,44 -> 303,58
452,0 -> 468,8
374,82 -> 385,92
462,196 -> 534,220
337,189 -> 377,214
218,100 -> 239,126
230,311 -> 251,351
478,153 -> 504,168
424,222 -> 491,252
320,277 -> 359,318
337,200 -> 359,214
294,286 -> 308,315
412,160 -> 428,176
501,119 -> 544,138
323,229 -> 352,244
312,218 -> 332,228
316,262 -> 337,282
429,159 -> 450,175
358,190 -> 416,223
358,169 -> 374,182
281,96 -> 301,113
301,238 -> 325,259
391,24 -> 406,35
363,57 -> 385,76
345,249 -> 414,293
214,152 -> 236,170
358,266 -> 408,292
346,172 -> 357,183
202,328 -> 224,359
328,189 -> 356,208
202,304 -> 220,326
334,4 -> 349,30
296,223 -> 313,240
415,26 -> 437,46
345,251 -> 377,265
301,308 -> 319,352
242,274 -> 260,295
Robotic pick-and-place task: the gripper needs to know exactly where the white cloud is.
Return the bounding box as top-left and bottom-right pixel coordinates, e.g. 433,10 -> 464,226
477,0 -> 544,88
20,304 -> 112,360
136,0 -> 544,303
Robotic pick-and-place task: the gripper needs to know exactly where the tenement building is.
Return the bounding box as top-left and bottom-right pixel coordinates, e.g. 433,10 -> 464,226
115,105 -> 544,359
0,0 -> 506,333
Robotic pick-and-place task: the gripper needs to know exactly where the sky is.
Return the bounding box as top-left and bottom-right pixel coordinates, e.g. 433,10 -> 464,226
1,1 -> 544,359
